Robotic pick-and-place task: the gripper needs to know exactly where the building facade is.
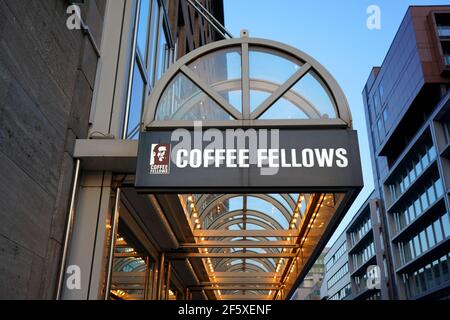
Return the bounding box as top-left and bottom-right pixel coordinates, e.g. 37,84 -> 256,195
292,249 -> 327,300
362,6 -> 450,300
0,0 -> 224,300
346,195 -> 390,300
321,231 -> 351,300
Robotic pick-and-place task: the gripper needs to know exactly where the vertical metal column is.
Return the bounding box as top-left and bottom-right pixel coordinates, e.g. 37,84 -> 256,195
157,252 -> 166,300
165,262 -> 172,300
104,187 -> 121,299
56,159 -> 81,300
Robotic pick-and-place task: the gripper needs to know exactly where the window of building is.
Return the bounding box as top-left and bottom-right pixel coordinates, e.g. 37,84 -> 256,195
376,118 -> 385,143
402,252 -> 450,299
373,90 -> 381,114
124,0 -> 174,140
437,19 -> 450,37
351,240 -> 376,270
325,242 -> 347,272
349,214 -> 372,247
398,212 -> 450,265
387,141 -> 437,204
329,283 -> 351,300
327,263 -> 349,290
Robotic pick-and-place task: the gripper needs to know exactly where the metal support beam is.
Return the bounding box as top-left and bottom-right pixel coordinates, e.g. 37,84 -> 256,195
199,279 -> 281,285
192,286 -> 282,291
104,188 -> 121,300
210,272 -> 279,278
168,252 -> 296,259
220,295 -> 269,300
193,230 -> 297,238
179,241 -> 298,248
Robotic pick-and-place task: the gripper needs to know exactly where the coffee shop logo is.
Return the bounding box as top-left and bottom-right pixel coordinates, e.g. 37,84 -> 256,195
150,144 -> 171,174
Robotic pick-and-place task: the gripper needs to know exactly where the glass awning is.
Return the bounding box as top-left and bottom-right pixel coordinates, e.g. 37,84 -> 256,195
177,193 -> 345,300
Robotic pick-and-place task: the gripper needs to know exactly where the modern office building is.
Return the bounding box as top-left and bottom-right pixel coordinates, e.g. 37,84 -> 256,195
0,0 -> 225,300
362,5 -> 450,299
320,231 -> 351,300
346,195 -> 390,300
320,194 -> 391,300
291,249 -> 327,300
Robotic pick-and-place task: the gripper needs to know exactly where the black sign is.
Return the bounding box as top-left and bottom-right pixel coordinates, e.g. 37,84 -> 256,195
135,128 -> 363,193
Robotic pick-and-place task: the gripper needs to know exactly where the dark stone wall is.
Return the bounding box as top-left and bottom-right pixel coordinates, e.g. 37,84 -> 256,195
0,0 -> 106,299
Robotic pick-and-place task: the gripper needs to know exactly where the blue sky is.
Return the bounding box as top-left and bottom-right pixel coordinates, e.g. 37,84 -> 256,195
223,0 -> 450,245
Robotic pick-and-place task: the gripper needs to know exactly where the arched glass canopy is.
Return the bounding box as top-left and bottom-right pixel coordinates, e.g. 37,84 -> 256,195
140,37 -> 355,300
180,192 -> 345,300
143,37 -> 352,128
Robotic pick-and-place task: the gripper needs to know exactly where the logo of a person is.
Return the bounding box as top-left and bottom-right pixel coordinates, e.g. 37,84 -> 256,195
150,144 -> 171,174
153,144 -> 169,164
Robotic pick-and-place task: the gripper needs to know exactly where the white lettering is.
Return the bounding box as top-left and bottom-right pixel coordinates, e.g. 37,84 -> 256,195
190,149 -> 202,168
302,149 -> 314,168
176,150 -> 188,168
336,148 -> 349,168
315,149 -> 335,167
238,149 -> 250,168
226,149 -> 237,168
257,150 -> 268,168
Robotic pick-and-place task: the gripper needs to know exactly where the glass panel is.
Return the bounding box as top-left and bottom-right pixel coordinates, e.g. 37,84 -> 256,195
260,97 -> 309,120
137,0 -> 150,58
247,196 -> 288,229
249,47 -> 303,111
147,0 -> 160,85
427,185 -> 436,204
155,15 -> 169,82
438,26 -> 450,37
414,236 -> 421,257
249,47 -> 303,85
268,194 -> 293,212
435,178 -> 444,197
442,214 -> 450,238
427,225 -> 436,248
127,62 -> 145,139
288,71 -> 337,119
420,231 -> 428,252
420,192 -> 429,211
110,228 -> 153,300
428,145 -> 437,161
188,47 -> 242,112
434,219 -> 444,243
250,90 -> 271,112
156,72 -> 233,121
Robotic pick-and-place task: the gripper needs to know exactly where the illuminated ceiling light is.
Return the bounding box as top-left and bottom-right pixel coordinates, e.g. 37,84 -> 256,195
291,224 -> 296,229
188,196 -> 194,202
195,219 -> 200,224
292,218 -> 297,224
196,224 -> 201,229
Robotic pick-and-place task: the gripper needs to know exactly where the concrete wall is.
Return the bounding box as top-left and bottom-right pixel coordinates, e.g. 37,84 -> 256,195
0,0 -> 106,299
